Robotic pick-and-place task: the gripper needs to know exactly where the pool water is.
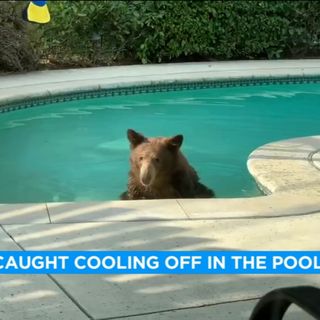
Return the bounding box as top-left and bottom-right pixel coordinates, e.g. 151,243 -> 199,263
0,82 -> 319,203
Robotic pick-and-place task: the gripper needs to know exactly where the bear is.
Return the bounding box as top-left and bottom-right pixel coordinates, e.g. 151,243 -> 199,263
120,129 -> 214,200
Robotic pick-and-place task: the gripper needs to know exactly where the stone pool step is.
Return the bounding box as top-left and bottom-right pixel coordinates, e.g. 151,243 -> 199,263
248,135 -> 320,196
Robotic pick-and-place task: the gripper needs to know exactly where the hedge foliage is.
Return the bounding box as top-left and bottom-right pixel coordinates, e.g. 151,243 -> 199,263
134,0 -> 320,62
38,1 -> 140,66
1,1 -> 320,70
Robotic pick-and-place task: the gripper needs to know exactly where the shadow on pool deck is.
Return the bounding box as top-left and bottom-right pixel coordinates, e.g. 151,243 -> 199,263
1,218 -> 320,319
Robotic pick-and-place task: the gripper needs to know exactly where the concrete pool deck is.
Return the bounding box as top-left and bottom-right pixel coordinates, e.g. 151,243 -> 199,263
0,60 -> 320,319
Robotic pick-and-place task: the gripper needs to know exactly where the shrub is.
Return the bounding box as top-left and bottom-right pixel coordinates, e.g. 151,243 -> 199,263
38,1 -> 140,66
0,1 -> 38,72
1,1 -> 319,70
134,1 -> 320,63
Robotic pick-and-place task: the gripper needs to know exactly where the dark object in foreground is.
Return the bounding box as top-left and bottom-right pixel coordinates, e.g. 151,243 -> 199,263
121,129 -> 214,200
250,286 -> 320,320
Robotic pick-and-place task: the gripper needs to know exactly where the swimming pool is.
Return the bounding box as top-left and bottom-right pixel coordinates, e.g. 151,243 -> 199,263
0,81 -> 319,203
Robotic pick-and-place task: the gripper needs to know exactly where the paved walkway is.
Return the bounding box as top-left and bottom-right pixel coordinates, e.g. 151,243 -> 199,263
0,61 -> 320,319
1,208 -> 319,320
1,209 -> 319,320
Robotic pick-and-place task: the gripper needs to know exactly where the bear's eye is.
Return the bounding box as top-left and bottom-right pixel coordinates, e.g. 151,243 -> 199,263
155,158 -> 160,163
139,156 -> 143,161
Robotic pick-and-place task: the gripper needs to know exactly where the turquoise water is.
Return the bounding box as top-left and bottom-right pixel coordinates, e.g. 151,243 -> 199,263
0,82 -> 319,203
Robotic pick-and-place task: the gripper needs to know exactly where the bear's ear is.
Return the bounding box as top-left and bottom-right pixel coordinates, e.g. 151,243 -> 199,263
167,134 -> 183,151
127,129 -> 147,148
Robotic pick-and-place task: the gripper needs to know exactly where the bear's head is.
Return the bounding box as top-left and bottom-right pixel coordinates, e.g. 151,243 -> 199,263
127,129 -> 183,187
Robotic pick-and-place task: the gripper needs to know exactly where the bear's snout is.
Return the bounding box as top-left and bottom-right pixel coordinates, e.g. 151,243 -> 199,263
140,162 -> 156,187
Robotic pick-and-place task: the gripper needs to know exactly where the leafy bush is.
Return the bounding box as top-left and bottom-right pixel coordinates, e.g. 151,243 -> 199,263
38,1 -> 140,66
1,1 -> 319,70
134,1 -> 320,63
0,1 -> 38,72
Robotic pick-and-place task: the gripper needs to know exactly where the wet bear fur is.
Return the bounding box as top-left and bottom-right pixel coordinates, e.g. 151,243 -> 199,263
121,129 -> 214,200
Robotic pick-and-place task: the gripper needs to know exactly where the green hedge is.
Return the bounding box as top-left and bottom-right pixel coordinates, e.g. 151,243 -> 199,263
134,1 -> 320,62
38,1 -> 139,66
2,1 -> 320,70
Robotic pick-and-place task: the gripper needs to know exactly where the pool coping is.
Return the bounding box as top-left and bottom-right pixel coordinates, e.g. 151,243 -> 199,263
0,60 -> 319,223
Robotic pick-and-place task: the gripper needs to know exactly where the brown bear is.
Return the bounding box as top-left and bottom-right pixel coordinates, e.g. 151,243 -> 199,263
121,129 -> 214,200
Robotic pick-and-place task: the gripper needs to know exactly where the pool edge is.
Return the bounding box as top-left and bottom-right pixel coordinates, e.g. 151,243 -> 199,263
0,61 -> 319,222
